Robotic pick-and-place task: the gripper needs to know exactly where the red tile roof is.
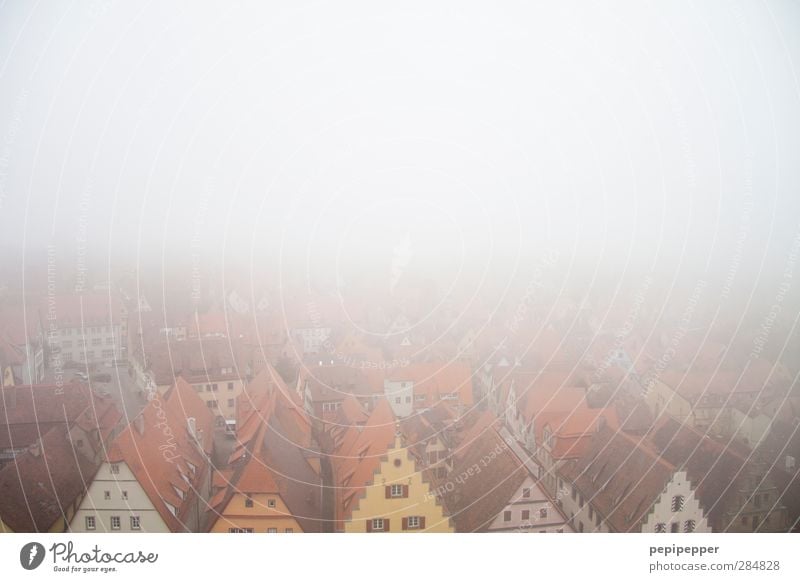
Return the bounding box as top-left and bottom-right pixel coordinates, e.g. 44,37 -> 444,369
0,425 -> 99,532
106,378 -> 214,531
386,361 -> 474,407
210,367 -> 323,532
333,399 -> 397,522
0,382 -> 109,451
445,426 -> 529,532
146,337 -> 245,386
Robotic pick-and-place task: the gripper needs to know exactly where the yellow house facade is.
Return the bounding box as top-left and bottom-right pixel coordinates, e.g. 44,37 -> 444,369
344,438 -> 453,533
209,492 -> 304,533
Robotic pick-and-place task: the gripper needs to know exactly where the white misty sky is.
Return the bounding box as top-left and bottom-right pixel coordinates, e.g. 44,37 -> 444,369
0,0 -> 799,285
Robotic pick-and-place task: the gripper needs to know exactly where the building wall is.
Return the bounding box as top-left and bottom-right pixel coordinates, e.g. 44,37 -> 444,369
559,479 -> 612,533
293,327 -> 331,355
729,408 -> 772,449
640,471 -> 710,533
71,461 -> 170,533
344,443 -> 452,533
715,472 -> 788,532
209,493 -> 304,533
190,378 -> 245,426
487,476 -> 570,532
645,380 -> 693,425
384,380 -> 414,417
51,324 -> 125,366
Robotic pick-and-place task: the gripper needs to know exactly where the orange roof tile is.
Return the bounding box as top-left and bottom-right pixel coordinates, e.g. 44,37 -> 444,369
107,378 -> 214,531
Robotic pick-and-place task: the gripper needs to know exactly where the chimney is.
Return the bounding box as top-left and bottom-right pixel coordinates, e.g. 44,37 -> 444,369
187,417 -> 197,439
29,439 -> 41,457
133,414 -> 145,436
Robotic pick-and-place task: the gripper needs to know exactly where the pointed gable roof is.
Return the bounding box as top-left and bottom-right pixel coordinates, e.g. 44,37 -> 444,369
445,426 -> 529,532
107,379 -> 213,531
333,398 -> 397,520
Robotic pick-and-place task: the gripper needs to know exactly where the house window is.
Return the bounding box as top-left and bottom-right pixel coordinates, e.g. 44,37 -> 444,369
267,528 -> 278,533
85,516 -> 96,530
521,510 -> 530,521
227,399 -> 234,407
268,499 -> 276,508
212,384 -> 218,391
228,528 -> 254,533
415,394 -> 426,402
130,516 -> 141,530
395,397 -> 401,404
245,497 -> 254,508
522,487 -> 531,499
540,507 -> 548,519
228,382 -> 234,391
285,528 -> 293,533
588,506 -> 594,520
407,516 -> 421,529
543,428 -> 553,448
655,523 -> 667,533
122,491 -> 128,500
684,519 -> 696,533
206,385 -> 212,392
110,516 -> 121,530
371,518 -> 385,532
671,495 -> 685,512
110,463 -> 120,474
503,511 -> 512,522
670,522 -> 679,533
104,491 -> 111,500
390,484 -> 404,498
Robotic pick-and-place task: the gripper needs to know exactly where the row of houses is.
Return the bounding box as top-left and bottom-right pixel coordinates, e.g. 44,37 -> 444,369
476,340 -> 797,532
0,360 -> 571,533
